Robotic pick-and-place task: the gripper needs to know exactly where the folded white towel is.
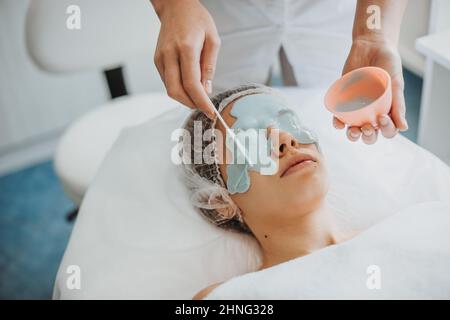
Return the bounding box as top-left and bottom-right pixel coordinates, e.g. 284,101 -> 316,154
206,201 -> 450,299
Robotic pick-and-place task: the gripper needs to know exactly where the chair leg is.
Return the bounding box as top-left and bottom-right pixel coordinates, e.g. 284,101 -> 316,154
66,207 -> 79,222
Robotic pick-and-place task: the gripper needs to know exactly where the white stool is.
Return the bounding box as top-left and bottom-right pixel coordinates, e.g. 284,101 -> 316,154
54,93 -> 176,207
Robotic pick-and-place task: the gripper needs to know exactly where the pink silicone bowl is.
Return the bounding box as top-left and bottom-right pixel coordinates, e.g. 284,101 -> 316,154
324,66 -> 392,127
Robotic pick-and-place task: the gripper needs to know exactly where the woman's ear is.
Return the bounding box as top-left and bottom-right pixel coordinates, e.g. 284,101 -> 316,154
208,188 -> 240,221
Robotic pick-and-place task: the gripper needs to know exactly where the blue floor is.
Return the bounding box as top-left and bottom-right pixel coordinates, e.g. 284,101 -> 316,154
0,68 -> 422,300
0,161 -> 75,299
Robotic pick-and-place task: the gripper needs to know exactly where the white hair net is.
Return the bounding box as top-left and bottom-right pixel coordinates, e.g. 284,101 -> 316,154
181,84 -> 280,234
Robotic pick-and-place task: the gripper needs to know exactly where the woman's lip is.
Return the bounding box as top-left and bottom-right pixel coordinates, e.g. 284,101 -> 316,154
281,159 -> 316,177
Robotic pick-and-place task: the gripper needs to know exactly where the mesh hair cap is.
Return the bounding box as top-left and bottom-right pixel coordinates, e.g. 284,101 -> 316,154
181,84 -> 284,234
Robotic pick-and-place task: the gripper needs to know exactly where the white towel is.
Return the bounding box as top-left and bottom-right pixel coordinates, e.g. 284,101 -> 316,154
206,201 -> 450,299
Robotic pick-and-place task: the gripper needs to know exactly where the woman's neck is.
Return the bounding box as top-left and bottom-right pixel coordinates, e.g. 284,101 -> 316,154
258,202 -> 343,270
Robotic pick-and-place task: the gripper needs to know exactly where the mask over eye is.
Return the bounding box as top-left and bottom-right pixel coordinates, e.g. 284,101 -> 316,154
225,93 -> 319,194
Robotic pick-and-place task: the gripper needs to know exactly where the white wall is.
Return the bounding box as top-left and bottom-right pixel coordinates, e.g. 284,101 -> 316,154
415,0 -> 450,165
399,0 -> 431,76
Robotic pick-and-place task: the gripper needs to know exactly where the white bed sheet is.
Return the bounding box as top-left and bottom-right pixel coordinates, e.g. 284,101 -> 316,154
53,89 -> 450,299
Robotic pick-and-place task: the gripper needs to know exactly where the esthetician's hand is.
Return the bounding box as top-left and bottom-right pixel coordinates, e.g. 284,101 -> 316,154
334,39 -> 409,144
151,0 -> 220,118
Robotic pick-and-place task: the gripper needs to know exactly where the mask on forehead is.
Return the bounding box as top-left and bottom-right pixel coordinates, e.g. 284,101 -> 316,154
225,93 -> 319,194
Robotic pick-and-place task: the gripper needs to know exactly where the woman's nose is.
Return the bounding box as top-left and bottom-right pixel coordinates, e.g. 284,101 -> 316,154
275,131 -> 298,158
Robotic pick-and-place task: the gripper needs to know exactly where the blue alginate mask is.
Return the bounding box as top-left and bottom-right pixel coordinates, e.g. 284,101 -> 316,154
225,93 -> 318,194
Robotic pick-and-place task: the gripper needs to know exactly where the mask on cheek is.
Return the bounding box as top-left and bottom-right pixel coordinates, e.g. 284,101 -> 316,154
225,94 -> 319,194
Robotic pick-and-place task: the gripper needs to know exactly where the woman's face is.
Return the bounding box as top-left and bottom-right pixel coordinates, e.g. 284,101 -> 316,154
216,96 -> 329,235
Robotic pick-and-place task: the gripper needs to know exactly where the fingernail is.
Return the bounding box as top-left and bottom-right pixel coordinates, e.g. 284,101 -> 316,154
350,131 -> 359,138
362,128 -> 373,136
208,110 -> 216,119
379,116 -> 389,126
403,118 -> 409,130
205,80 -> 212,95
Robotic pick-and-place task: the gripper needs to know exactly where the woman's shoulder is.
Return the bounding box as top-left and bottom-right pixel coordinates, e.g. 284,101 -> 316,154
192,282 -> 223,300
